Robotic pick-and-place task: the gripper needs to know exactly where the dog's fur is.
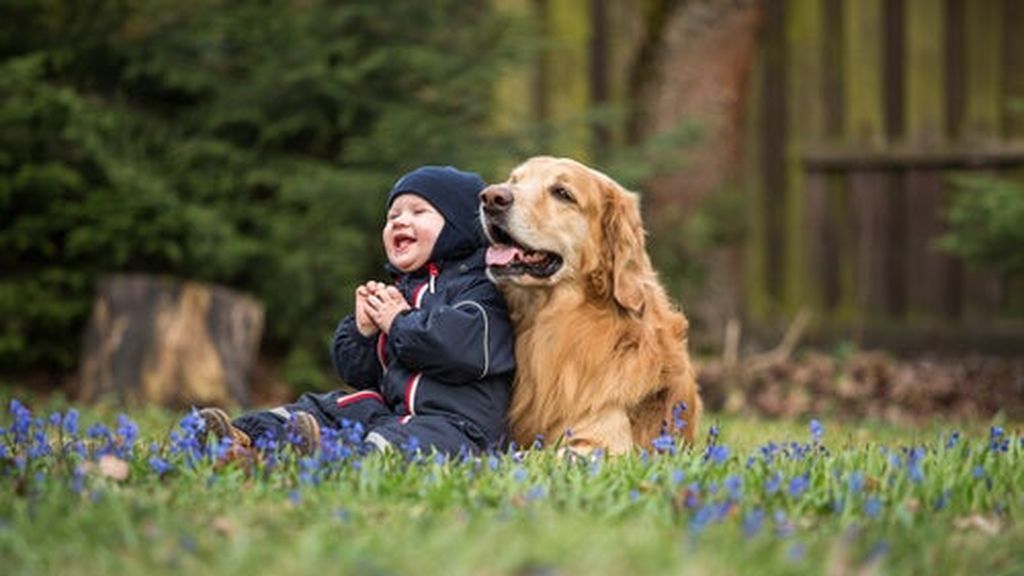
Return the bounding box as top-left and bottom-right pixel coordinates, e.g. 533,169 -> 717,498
480,156 -> 702,454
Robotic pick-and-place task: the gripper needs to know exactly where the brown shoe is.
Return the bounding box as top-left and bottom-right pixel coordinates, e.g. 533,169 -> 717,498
198,407 -> 251,449
286,411 -> 321,455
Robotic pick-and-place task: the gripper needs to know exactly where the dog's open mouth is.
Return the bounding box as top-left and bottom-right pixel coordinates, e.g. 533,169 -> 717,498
484,223 -> 563,279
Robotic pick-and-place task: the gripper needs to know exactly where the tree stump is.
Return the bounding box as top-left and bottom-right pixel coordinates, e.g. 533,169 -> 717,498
78,274 -> 264,408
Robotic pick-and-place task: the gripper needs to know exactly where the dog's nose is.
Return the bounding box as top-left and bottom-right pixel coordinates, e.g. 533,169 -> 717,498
480,185 -> 514,214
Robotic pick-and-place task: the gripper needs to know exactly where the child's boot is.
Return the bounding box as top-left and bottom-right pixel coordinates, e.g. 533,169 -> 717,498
198,407 -> 252,451
285,411 -> 321,455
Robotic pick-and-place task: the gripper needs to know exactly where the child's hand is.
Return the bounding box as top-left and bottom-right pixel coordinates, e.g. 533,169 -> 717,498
366,285 -> 411,335
354,284 -> 379,337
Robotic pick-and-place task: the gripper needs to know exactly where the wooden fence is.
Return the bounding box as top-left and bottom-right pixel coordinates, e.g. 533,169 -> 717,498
745,0 -> 1024,349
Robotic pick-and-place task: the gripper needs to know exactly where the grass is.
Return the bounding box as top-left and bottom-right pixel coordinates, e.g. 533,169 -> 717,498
0,394 -> 1020,576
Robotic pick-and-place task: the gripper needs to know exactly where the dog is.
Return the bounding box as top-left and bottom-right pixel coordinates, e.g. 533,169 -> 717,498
479,156 -> 702,454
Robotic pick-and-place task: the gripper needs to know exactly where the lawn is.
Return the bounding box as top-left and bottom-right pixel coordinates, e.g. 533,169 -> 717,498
0,394 -> 1020,576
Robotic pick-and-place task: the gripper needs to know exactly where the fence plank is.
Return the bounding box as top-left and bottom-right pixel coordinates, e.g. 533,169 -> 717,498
850,171 -> 894,320
786,0 -> 824,310
959,0 -> 1006,319
904,0 -> 960,319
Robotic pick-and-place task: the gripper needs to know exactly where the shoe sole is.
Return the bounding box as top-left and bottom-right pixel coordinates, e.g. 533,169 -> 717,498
199,408 -> 251,448
291,412 -> 321,455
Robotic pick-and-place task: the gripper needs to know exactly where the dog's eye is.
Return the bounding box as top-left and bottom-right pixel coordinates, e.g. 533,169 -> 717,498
550,185 -> 575,204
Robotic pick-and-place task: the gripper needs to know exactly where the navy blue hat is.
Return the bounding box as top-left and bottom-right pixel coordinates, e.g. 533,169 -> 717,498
388,166 -> 487,263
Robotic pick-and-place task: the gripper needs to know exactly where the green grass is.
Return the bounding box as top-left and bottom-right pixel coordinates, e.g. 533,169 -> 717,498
0,395 -> 1021,576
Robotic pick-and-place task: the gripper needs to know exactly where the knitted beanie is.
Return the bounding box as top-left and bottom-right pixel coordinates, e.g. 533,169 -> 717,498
387,166 -> 487,262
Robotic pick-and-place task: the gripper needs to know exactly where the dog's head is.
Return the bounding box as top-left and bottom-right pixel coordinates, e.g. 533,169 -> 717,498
480,156 -> 653,313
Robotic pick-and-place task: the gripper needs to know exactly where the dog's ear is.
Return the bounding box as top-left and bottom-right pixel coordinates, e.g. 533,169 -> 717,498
601,181 -> 650,315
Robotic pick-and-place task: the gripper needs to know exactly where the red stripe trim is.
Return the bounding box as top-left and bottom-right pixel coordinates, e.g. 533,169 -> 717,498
336,390 -> 385,408
400,415 -> 413,425
413,282 -> 429,308
376,333 -> 388,370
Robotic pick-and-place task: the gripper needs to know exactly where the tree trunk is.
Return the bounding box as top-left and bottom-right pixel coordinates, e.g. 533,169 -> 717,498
78,274 -> 263,408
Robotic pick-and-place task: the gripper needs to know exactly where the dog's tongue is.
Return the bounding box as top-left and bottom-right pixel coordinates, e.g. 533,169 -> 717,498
486,245 -> 522,266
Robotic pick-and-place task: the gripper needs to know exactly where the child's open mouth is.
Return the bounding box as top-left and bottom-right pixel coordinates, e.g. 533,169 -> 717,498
393,234 -> 416,252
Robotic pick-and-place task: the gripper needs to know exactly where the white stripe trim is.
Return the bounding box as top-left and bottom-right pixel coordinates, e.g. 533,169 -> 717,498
454,300 -> 489,379
365,431 -> 393,452
269,407 -> 290,421
413,282 -> 429,308
406,372 -> 422,415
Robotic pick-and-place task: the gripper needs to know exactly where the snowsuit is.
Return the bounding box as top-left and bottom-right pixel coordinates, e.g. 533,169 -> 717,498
232,167 -> 516,454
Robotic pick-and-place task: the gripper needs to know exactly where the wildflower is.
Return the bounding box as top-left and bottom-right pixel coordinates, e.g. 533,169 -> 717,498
864,497 -> 883,518
787,542 -> 807,562
652,432 -> 675,454
683,482 -> 701,509
774,509 -> 794,538
63,409 -> 79,436
115,414 -> 139,458
906,447 -> 925,483
487,455 -> 499,471
934,490 -> 950,511
149,455 -> 173,476
48,411 -> 62,427
847,471 -> 864,495
527,485 -> 547,501
298,456 -> 320,486
512,466 -> 527,483
742,507 -> 765,538
672,401 -> 688,431
972,465 -> 986,479
787,474 -> 809,499
688,504 -> 715,535
989,426 -> 1009,452
70,464 -> 87,494
708,424 -> 720,442
9,399 -> 32,442
671,469 -> 686,486
945,430 -> 960,450
765,472 -> 782,494
400,435 -> 421,458
809,419 -> 823,443
705,444 -> 729,465
724,475 -> 743,500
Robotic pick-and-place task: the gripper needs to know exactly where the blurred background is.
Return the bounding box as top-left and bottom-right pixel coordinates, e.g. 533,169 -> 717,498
2,0 -> 1022,421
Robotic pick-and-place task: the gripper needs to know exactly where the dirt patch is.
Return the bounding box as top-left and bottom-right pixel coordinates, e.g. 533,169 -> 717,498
698,351 -> 1024,423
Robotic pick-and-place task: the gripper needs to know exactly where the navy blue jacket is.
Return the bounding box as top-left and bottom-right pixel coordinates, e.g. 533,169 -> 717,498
331,248 -> 515,447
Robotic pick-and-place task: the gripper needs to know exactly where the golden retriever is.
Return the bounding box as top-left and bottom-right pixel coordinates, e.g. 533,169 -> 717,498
479,156 -> 702,454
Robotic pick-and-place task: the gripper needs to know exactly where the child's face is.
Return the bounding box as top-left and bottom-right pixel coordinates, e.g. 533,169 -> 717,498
383,194 -> 445,273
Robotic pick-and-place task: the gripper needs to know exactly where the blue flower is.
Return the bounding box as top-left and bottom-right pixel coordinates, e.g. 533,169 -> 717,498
708,424 -> 720,441
48,411 -> 62,427
765,472 -> 782,494
809,419 -> 823,443
9,399 -> 32,442
742,507 -> 765,538
526,485 -> 547,501
672,401 -> 688,431
652,432 -> 675,454
847,471 -> 864,495
512,466 -> 527,483
787,474 -> 809,499
63,409 -> 79,436
864,497 -> 883,518
671,469 -> 686,486
705,444 -> 730,465
945,430 -> 960,450
724,475 -> 743,499
972,465 -> 986,479
149,456 -> 173,476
